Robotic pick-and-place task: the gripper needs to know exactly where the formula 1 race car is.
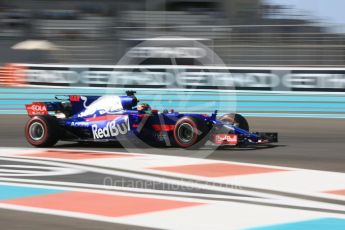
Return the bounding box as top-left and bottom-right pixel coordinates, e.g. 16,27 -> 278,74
24,91 -> 278,149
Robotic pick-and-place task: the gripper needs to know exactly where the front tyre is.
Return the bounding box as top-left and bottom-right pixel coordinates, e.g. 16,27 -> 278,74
173,116 -> 209,149
25,116 -> 59,147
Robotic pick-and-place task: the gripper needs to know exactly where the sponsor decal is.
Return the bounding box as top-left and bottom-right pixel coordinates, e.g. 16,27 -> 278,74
78,96 -> 123,118
69,95 -> 81,102
92,118 -> 130,139
213,134 -> 238,145
25,102 -> 48,116
70,121 -> 89,127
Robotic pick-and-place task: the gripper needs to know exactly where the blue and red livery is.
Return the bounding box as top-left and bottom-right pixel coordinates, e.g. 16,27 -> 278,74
24,91 -> 278,149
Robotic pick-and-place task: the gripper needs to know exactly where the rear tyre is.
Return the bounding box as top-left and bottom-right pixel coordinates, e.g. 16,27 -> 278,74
173,116 -> 209,149
25,116 -> 59,147
219,113 -> 249,131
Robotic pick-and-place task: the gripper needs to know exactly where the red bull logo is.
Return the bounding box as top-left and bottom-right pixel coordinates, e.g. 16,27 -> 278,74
92,118 -> 129,139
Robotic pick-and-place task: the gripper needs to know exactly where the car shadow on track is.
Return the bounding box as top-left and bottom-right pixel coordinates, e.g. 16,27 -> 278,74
54,142 -> 285,152
217,144 -> 285,151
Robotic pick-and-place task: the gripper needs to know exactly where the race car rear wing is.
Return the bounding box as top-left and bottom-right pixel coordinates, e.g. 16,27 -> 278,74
25,95 -> 82,117
25,102 -> 48,116
25,101 -> 67,117
25,95 -> 105,117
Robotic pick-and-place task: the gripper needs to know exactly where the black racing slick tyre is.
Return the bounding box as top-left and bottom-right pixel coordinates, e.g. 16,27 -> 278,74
25,116 -> 59,147
173,116 -> 209,149
219,113 -> 249,131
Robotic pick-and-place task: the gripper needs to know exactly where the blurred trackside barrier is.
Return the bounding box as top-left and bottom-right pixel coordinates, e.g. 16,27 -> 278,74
0,64 -> 27,86
1,63 -> 345,118
2,63 -> 345,91
1,88 -> 345,118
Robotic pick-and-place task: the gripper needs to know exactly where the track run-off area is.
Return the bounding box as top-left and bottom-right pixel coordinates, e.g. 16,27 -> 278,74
0,115 -> 345,229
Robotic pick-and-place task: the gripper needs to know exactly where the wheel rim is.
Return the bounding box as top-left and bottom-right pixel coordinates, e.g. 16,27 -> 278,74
177,123 -> 194,143
29,122 -> 45,141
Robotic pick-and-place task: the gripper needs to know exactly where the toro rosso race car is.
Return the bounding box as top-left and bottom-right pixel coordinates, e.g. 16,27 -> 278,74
24,91 -> 278,149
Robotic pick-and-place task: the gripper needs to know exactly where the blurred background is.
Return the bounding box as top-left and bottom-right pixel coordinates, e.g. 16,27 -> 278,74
0,0 -> 345,66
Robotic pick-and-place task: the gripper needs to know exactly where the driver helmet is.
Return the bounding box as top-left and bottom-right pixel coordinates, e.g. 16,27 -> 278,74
137,103 -> 151,111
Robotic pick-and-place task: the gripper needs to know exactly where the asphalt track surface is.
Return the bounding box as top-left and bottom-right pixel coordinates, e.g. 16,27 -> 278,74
0,115 -> 345,229
0,209 -> 155,230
